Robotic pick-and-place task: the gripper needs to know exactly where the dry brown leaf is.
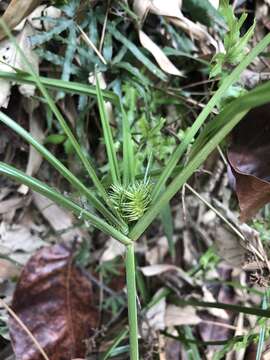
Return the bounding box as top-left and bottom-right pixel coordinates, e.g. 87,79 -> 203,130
142,291 -> 166,334
169,17 -> 217,45
0,22 -> 39,108
202,286 -> 229,320
0,221 -> 45,264
15,22 -> 39,97
9,243 -> 98,360
133,0 -> 185,76
165,305 -> 201,327
134,0 -> 182,20
140,264 -> 193,285
100,237 -> 125,263
0,197 -> 26,215
227,104 -> 270,221
145,236 -> 169,265
133,0 -> 217,47
214,220 -> 270,286
0,0 -> 42,41
139,30 -> 183,76
140,264 -> 182,276
214,226 -> 246,268
33,193 -> 84,242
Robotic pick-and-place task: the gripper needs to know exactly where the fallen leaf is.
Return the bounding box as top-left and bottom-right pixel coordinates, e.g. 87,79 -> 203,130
169,16 -> 217,45
145,236 -> 169,265
0,196 -> 26,215
0,221 -> 46,264
142,289 -> 166,335
133,0 -> 217,47
18,5 -> 62,32
202,286 -> 229,320
140,264 -> 193,285
214,221 -> 270,286
100,237 -> 125,263
133,0 -> 189,76
33,193 -> 84,242
0,21 -> 39,108
138,30 -> 183,76
15,22 -> 39,97
0,0 -> 42,41
9,243 -> 98,360
214,226 -> 246,268
165,305 -> 201,327
134,0 -> 182,20
140,264 -> 180,276
227,104 -> 270,221
149,0 -> 182,18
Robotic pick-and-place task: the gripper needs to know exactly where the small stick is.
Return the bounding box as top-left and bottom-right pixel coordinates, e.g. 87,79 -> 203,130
0,299 -> 50,360
77,25 -> 107,65
99,0 -> 110,53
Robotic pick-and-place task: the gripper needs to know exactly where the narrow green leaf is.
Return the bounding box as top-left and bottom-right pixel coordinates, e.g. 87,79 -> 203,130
107,23 -> 167,81
152,32 -> 270,202
0,19 -> 110,209
160,202 -> 175,259
0,111 -> 126,231
0,162 -> 132,246
115,62 -> 151,86
96,74 -> 120,184
182,326 -> 201,360
121,102 -> 135,186
101,328 -> 128,360
170,296 -> 270,318
0,71 -> 117,102
256,292 -> 269,360
58,24 -> 77,99
130,80 -> 270,240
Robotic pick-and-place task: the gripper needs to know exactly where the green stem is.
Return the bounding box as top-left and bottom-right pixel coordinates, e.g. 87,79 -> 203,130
151,32 -> 270,201
130,80 -> 270,240
0,162 -> 132,246
125,244 -> 139,360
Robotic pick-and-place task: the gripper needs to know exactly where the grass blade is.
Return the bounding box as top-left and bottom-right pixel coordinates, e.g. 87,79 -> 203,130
0,162 -> 132,246
120,102 -> 135,186
182,326 -> 201,360
130,80 -> 270,240
101,328 -> 128,360
170,296 -> 270,318
256,291 -> 269,360
151,32 -> 270,202
107,23 -> 167,82
96,74 -> 120,185
0,111 -> 126,232
0,71 -> 118,102
0,19 -> 110,209
160,202 -> 175,260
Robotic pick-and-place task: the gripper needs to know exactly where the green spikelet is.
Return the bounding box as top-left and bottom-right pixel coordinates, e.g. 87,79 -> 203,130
109,180 -> 152,222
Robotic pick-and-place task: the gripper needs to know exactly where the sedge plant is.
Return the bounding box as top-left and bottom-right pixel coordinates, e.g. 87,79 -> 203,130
2,16 -> 270,359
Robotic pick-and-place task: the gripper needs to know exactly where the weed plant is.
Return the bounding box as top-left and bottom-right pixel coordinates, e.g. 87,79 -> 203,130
1,1 -> 270,358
